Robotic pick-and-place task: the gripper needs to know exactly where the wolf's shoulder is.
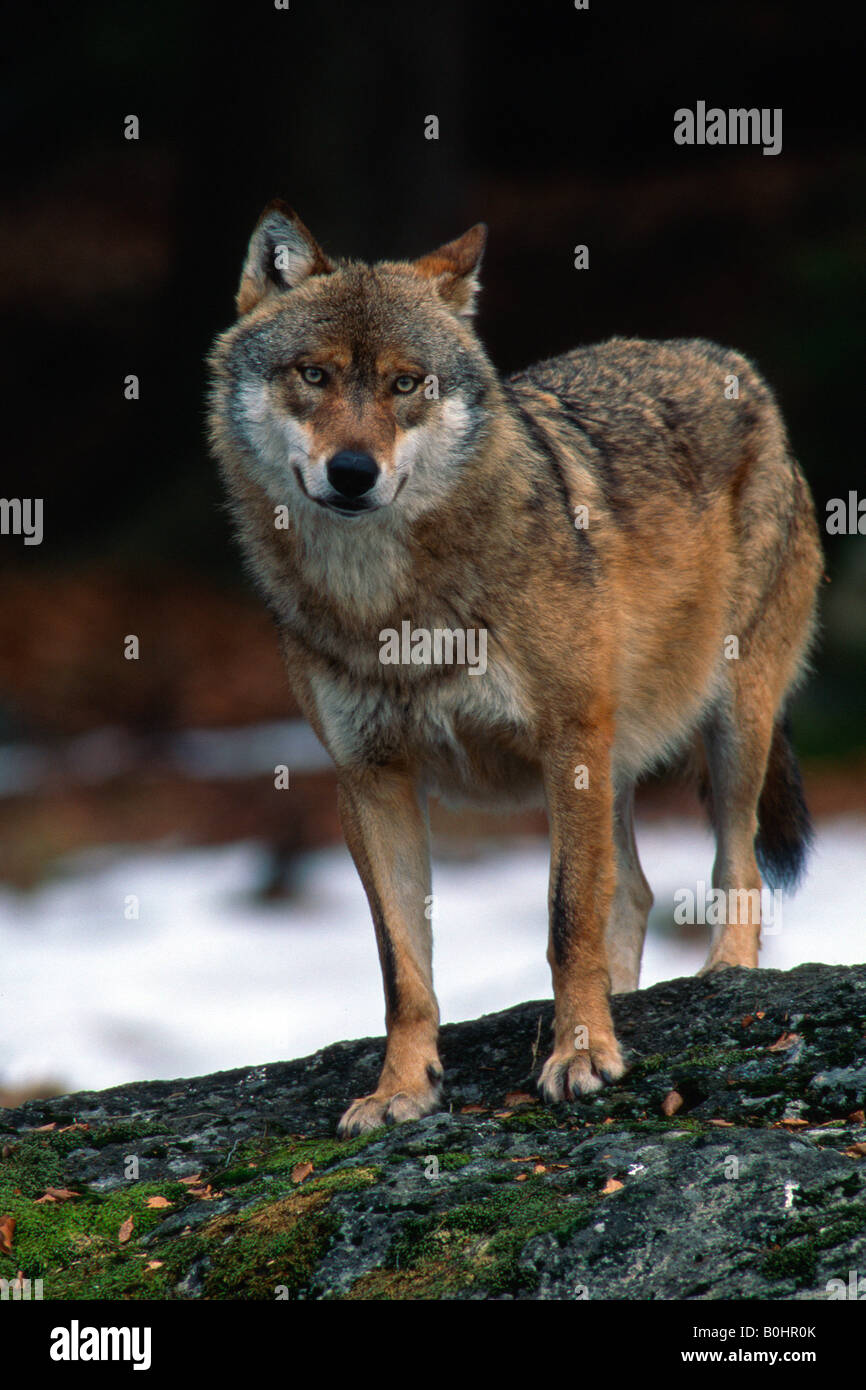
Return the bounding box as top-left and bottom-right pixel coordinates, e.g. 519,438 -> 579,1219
503,336 -> 785,500
508,336 -> 767,405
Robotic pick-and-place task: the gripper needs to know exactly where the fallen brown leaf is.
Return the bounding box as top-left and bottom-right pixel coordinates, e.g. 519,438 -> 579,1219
145,1260 -> 164,1270
32,1123 -> 56,1133
291,1161 -> 314,1184
514,1172 -> 529,1182
187,1184 -> 215,1200
118,1216 -> 134,1244
848,1110 -> 865,1125
0,1216 -> 15,1255
504,1091 -> 538,1108
493,1110 -> 513,1119
601,1177 -> 624,1195
662,1089 -> 684,1117
741,1014 -> 755,1028
767,1032 -> 801,1052
178,1173 -> 202,1186
844,1142 -> 866,1158
145,1196 -> 172,1209
35,1188 -> 80,1204
460,1105 -> 488,1114
708,1119 -> 735,1127
776,1118 -> 809,1128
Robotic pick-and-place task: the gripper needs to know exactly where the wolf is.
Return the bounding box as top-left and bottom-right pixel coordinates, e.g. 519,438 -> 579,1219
208,203 -> 823,1136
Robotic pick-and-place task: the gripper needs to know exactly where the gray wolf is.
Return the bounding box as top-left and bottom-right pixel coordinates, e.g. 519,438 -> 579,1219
208,204 -> 823,1135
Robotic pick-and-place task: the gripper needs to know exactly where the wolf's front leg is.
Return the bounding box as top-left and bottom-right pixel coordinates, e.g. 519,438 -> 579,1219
538,722 -> 626,1101
335,767 -> 442,1136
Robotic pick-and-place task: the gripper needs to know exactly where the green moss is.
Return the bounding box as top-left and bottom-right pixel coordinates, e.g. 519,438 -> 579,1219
439,1152 -> 473,1171
44,1186 -> 346,1301
762,1243 -> 818,1285
0,1110 -> 392,1299
305,1166 -> 379,1195
589,1116 -> 704,1136
347,1176 -> 597,1299
0,1127 -> 107,1200
49,1248 -> 179,1300
626,1053 -> 667,1078
27,1164 -> 373,1301
89,1120 -> 165,1149
225,1130 -> 381,1182
205,1133 -> 382,1211
762,1196 -> 866,1287
499,1109 -> 567,1134
197,1190 -> 340,1300
0,1180 -> 190,1286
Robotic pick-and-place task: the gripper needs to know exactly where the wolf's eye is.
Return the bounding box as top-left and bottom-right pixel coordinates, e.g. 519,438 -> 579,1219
394,375 -> 418,395
299,365 -> 327,386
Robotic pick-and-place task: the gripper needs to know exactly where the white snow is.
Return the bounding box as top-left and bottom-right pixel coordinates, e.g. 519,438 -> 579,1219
0,815 -> 863,1094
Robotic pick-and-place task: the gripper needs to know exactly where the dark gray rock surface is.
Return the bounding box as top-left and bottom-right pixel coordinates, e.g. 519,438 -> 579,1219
1,963 -> 864,1299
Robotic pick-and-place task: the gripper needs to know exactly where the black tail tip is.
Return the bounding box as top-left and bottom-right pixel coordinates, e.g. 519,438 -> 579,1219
755,715 -> 814,892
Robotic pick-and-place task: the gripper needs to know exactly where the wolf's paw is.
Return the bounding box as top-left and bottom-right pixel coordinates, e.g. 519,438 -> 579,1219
697,958 -> 734,976
698,947 -> 758,975
337,1082 -> 441,1138
538,1036 -> 626,1102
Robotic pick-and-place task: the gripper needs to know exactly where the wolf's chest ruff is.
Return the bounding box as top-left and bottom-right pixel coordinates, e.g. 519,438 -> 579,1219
309,652 -> 540,803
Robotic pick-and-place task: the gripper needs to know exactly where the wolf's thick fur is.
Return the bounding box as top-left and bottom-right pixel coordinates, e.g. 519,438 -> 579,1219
208,205 -> 823,1135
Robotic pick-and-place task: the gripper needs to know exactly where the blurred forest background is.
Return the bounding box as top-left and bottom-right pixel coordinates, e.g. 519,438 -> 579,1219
0,0 -> 863,1099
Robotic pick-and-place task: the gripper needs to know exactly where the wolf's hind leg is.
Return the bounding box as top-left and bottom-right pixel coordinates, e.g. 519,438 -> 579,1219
605,784 -> 653,994
698,695 -> 775,972
335,768 -> 442,1137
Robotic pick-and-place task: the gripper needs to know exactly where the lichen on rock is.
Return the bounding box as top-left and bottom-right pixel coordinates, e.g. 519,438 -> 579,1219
1,963 -> 864,1300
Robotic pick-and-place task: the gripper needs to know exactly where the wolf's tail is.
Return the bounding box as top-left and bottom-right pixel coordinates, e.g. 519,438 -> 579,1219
696,712 -> 814,892
754,713 -> 814,891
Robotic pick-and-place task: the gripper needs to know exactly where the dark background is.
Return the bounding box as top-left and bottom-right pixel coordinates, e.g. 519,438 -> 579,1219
0,0 -> 863,889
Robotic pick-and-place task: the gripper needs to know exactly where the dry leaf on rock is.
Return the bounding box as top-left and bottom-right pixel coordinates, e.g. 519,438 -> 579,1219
662,1089 -> 684,1116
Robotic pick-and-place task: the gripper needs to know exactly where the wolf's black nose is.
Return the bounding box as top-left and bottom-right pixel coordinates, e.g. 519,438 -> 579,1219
326,451 -> 379,499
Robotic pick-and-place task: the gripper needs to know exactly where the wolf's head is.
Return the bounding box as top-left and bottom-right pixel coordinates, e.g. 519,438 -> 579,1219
209,203 -> 495,523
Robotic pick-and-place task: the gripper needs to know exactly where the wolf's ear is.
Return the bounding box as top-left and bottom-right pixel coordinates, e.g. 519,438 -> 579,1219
236,201 -> 333,315
413,223 -> 487,317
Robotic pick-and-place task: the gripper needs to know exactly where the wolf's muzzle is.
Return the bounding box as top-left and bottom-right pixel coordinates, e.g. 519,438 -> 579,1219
326,450 -> 380,501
